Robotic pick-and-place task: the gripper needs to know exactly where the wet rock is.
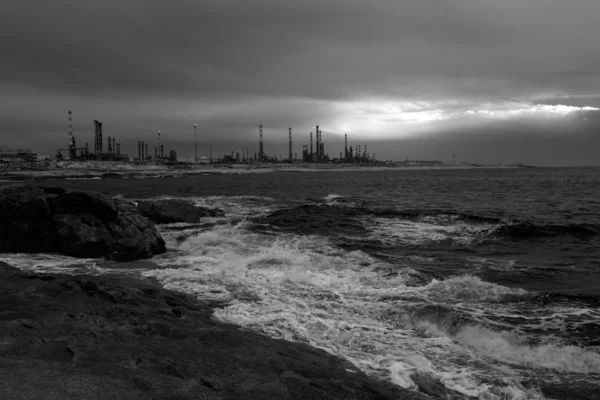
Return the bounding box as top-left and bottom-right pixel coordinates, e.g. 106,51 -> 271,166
137,199 -> 225,224
0,261 -> 427,400
0,184 -> 165,261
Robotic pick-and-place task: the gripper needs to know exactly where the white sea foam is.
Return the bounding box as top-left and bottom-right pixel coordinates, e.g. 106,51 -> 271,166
143,195 -> 281,220
363,216 -> 497,246
424,275 -> 527,302
453,325 -> 600,374
0,253 -> 101,274
323,194 -> 343,202
142,219 -> 575,399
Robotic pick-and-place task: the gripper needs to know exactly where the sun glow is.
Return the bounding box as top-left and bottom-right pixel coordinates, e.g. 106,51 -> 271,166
331,99 -> 598,138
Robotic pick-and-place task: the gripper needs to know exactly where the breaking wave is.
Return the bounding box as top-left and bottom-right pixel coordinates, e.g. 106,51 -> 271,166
135,203 -> 599,399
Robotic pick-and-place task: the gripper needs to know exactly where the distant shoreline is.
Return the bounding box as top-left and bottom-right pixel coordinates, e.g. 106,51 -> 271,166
0,161 -> 531,181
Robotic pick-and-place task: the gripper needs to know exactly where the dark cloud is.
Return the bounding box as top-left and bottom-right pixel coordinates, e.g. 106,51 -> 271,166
2,0 -> 599,99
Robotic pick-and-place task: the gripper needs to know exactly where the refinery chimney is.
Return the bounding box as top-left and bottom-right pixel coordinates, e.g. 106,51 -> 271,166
68,110 -> 76,159
344,134 -> 348,162
310,132 -> 313,162
319,127 -> 323,162
288,128 -> 292,162
98,122 -> 103,153
315,125 -> 320,161
68,110 -> 73,145
93,121 -> 99,152
259,125 -> 264,162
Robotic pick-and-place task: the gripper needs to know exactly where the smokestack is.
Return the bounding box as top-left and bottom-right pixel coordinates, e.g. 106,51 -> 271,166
344,134 -> 348,161
259,125 -> 264,162
98,122 -> 103,153
68,110 -> 73,148
310,132 -> 313,161
158,131 -> 161,157
315,125 -> 320,160
288,127 -> 292,162
93,121 -> 99,152
319,128 -> 323,161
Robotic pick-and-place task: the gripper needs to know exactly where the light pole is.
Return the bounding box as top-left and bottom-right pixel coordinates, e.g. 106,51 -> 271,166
194,124 -> 197,164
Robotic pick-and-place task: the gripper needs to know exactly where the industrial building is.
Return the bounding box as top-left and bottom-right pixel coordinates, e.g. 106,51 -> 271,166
0,149 -> 38,166
136,131 -> 177,163
56,111 -> 128,161
50,112 -> 379,166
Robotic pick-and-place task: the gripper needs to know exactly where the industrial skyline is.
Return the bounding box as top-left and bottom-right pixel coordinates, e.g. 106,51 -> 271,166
58,110 -> 382,164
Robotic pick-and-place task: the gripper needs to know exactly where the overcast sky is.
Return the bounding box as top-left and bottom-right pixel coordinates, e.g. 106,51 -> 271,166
1,0 -> 599,165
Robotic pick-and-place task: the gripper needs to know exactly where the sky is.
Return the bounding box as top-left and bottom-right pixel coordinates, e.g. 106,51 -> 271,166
1,0 -> 599,165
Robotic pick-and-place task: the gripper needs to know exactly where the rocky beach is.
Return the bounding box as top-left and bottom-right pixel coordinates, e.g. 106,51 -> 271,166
0,261 -> 429,400
0,183 -> 428,400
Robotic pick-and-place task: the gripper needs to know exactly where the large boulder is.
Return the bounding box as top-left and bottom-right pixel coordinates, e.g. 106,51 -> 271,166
137,199 -> 224,224
0,184 -> 165,261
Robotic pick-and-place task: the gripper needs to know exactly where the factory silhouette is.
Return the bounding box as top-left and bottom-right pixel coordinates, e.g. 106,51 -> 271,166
58,111 -> 380,165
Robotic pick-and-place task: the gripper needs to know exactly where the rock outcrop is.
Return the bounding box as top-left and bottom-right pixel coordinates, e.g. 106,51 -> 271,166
0,184 -> 165,261
0,261 -> 428,400
137,199 -> 225,224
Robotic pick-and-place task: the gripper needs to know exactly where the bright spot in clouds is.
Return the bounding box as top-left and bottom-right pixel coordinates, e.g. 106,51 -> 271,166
332,100 -> 599,138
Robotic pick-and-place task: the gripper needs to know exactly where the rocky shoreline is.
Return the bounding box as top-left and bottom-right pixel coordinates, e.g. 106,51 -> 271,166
0,261 -> 429,400
0,184 -> 432,399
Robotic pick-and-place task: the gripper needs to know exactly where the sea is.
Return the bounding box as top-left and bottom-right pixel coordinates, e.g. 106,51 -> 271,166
2,166 -> 599,399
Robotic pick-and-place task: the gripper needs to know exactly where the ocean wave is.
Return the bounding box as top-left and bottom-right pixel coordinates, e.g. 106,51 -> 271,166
453,325 -> 600,374
344,206 -> 600,240
142,222 -> 566,398
252,204 -> 368,236
490,221 -> 600,239
322,193 -> 343,202
424,275 -> 528,302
